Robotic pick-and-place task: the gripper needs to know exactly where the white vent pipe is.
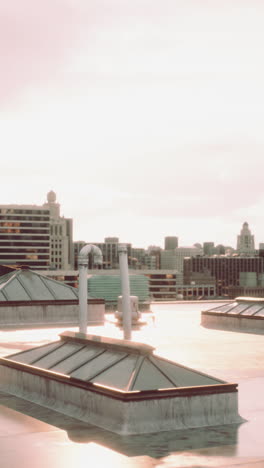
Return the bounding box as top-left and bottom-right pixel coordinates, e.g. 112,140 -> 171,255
118,244 -> 132,340
78,244 -> 103,334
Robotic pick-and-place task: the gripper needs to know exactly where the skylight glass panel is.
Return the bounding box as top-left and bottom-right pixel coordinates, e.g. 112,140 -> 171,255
240,304 -> 263,315
5,279 -> 31,300
213,303 -> 238,313
227,303 -> 251,315
19,273 -> 54,300
254,307 -> 264,317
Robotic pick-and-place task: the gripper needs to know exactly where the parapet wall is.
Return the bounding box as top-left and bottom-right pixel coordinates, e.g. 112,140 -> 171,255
0,301 -> 105,328
0,360 -> 241,435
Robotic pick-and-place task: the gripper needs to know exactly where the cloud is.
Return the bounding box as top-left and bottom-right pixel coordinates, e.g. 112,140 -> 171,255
0,0 -> 87,105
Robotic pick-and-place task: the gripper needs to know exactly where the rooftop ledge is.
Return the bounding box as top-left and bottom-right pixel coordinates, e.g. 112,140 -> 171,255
235,296 -> 264,303
59,331 -> 156,355
0,357 -> 238,401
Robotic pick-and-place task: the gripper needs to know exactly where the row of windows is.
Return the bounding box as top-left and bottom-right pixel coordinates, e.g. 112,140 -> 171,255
0,242 -> 48,247
146,274 -> 176,279
12,261 -> 50,267
0,254 -> 49,260
0,216 -> 49,221
0,209 -> 49,215
0,235 -> 49,240
0,248 -> 49,253
51,225 -> 63,235
149,281 -> 176,286
0,222 -> 49,228
0,226 -> 49,231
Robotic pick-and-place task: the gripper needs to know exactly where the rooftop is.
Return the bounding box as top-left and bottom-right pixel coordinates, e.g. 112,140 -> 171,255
0,302 -> 263,467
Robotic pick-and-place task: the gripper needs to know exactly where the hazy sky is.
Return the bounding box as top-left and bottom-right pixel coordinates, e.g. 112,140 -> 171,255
1,0 -> 264,248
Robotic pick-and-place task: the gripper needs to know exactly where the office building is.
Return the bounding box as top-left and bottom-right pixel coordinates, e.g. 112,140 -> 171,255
146,246 -> 161,269
131,248 -> 146,269
184,255 -> 264,297
43,191 -> 74,270
164,236 -> 178,250
161,246 -> 203,272
144,255 -> 158,270
160,250 -> 177,270
203,242 -> 215,256
87,238 -> 132,269
258,243 -> 264,258
73,240 -> 86,270
0,204 -> 50,269
90,237 -> 120,269
237,222 -> 255,256
87,273 -> 149,309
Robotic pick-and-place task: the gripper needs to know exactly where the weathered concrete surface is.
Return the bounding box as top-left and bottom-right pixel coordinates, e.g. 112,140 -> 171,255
201,312 -> 264,334
0,329 -> 241,434
0,363 -> 242,434
0,302 -> 105,328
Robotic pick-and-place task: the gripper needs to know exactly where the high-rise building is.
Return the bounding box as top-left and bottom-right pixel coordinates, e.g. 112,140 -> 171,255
131,248 -> 146,269
161,246 -> 203,272
74,240 -> 86,270
203,242 -> 215,256
144,255 -> 158,270
164,236 -> 178,250
86,238 -> 132,269
160,250 -> 178,270
0,204 -> 50,269
94,237 -> 120,269
43,191 -> 74,270
237,222 -> 255,256
147,246 -> 161,269
215,244 -> 225,255
259,243 -> 264,258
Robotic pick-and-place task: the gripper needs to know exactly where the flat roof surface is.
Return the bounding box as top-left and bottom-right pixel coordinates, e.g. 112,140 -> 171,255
0,302 -> 264,467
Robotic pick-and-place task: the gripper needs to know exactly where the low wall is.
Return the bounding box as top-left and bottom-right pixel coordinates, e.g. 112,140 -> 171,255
201,312 -> 264,334
0,300 -> 105,328
0,362 -> 242,434
105,301 -> 151,313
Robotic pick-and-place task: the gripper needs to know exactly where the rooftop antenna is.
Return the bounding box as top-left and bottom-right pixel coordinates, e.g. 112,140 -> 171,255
118,243 -> 132,340
78,244 -> 103,334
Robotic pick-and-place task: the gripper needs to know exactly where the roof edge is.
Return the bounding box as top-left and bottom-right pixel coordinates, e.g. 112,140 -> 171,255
0,357 -> 238,401
60,331 -> 155,355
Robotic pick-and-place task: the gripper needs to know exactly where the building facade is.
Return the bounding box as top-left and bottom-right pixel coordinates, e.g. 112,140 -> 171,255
203,242 -> 215,256
84,238 -> 132,269
184,256 -> 264,297
237,222 -> 255,256
161,246 -> 203,272
43,191 -> 74,270
0,192 -> 74,271
164,236 -> 178,250
0,205 -> 50,269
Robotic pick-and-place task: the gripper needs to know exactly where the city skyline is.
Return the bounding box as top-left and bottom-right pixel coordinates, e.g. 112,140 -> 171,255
1,1 -> 264,249
1,194 -> 259,253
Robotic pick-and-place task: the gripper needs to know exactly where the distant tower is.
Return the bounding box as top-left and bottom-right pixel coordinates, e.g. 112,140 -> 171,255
203,242 -> 215,256
237,222 -> 255,256
43,191 -> 74,269
164,236 -> 178,250
46,190 -> 60,218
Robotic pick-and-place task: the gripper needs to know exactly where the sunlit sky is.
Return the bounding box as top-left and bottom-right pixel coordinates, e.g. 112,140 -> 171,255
1,1 -> 264,249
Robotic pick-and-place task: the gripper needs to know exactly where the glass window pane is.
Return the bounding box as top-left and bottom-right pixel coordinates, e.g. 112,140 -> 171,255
240,304 -> 263,315
227,304 -> 252,315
